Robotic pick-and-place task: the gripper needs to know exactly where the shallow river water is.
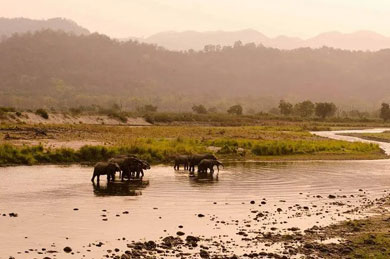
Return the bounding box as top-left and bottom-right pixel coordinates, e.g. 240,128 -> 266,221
1,129 -> 390,258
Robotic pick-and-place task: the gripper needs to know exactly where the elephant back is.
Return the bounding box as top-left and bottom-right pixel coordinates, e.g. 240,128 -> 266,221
94,162 -> 110,173
175,155 -> 189,163
109,157 -> 126,168
190,154 -> 217,165
122,157 -> 143,170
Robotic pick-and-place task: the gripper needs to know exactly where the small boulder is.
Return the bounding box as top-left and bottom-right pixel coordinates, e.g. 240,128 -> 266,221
63,247 -> 72,253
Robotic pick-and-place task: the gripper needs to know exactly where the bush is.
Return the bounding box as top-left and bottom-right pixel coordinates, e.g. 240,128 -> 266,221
227,105 -> 243,115
0,106 -> 16,112
107,111 -> 128,123
35,109 -> 49,119
192,105 -> 208,114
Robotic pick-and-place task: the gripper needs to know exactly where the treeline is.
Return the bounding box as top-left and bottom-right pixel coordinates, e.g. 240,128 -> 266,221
1,30 -> 390,111
278,100 -> 336,119
1,101 -> 389,126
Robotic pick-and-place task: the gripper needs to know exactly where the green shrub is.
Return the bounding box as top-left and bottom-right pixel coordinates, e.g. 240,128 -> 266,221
0,107 -> 16,112
35,109 -> 49,119
107,112 -> 128,123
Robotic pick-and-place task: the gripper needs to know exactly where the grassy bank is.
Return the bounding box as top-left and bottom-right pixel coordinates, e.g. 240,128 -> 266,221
0,124 -> 386,166
342,131 -> 390,143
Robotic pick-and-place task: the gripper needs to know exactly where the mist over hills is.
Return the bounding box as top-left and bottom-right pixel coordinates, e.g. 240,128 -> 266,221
0,17 -> 89,39
144,29 -> 390,51
2,17 -> 390,51
1,30 -> 390,112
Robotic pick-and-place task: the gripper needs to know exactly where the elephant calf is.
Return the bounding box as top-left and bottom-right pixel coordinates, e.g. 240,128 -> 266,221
198,159 -> 223,174
91,162 -> 120,183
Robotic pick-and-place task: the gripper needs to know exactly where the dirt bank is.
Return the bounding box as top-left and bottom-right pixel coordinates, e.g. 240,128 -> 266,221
1,112 -> 150,126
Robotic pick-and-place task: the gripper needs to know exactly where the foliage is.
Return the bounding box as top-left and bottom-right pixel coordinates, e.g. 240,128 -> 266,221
380,103 -> 390,121
1,30 -> 390,112
192,104 -> 208,114
227,105 -> 243,115
0,121 -> 386,166
35,108 -> 49,119
0,106 -> 16,112
315,102 -> 337,119
294,100 -> 315,118
279,100 -> 293,116
107,111 -> 128,123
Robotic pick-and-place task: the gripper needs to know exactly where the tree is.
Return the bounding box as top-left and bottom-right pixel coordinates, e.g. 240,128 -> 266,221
227,104 -> 243,115
315,102 -> 337,119
192,104 -> 208,114
279,100 -> 293,116
294,100 -> 314,118
380,103 -> 390,121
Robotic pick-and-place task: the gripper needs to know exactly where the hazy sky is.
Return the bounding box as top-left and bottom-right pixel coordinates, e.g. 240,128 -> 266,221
2,0 -> 390,38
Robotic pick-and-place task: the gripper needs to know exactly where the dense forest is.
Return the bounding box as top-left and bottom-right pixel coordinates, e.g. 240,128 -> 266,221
0,30 -> 390,112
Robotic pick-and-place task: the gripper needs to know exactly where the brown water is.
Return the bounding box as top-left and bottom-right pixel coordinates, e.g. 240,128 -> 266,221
1,129 -> 390,258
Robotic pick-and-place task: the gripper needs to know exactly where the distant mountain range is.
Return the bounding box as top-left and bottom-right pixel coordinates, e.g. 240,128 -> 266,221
0,17 -> 89,39
1,17 -> 390,51
143,29 -> 390,51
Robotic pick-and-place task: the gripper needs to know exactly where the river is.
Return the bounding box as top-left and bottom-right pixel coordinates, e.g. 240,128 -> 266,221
1,129 -> 390,258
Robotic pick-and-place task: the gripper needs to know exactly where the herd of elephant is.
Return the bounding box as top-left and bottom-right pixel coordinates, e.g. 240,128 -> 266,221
91,153 -> 224,183
91,155 -> 150,183
173,154 -> 224,174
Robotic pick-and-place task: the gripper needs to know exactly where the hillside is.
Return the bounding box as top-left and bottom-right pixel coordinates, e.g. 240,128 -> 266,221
0,17 -> 89,39
145,29 -> 390,51
1,30 -> 390,111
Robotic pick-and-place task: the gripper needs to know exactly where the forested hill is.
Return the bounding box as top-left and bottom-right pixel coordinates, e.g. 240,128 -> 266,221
0,17 -> 89,38
0,30 -> 390,111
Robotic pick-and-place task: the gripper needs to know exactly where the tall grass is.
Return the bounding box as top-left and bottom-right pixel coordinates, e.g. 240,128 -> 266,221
0,136 -> 382,166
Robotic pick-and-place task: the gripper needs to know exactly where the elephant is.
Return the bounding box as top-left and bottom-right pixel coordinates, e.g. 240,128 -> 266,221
91,162 -> 121,183
174,155 -> 190,170
197,159 -> 224,174
121,157 -> 151,181
188,154 -> 217,172
136,160 -> 151,178
108,155 -> 138,178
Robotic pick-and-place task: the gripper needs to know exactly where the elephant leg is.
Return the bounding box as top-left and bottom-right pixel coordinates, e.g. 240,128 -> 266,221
97,175 -> 100,183
91,173 -> 96,182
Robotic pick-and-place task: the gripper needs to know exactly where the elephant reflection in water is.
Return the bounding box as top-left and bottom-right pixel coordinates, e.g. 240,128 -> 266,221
92,181 -> 149,196
190,171 -> 219,185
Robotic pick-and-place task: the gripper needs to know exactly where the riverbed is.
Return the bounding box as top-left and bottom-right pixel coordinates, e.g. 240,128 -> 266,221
1,129 -> 390,258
